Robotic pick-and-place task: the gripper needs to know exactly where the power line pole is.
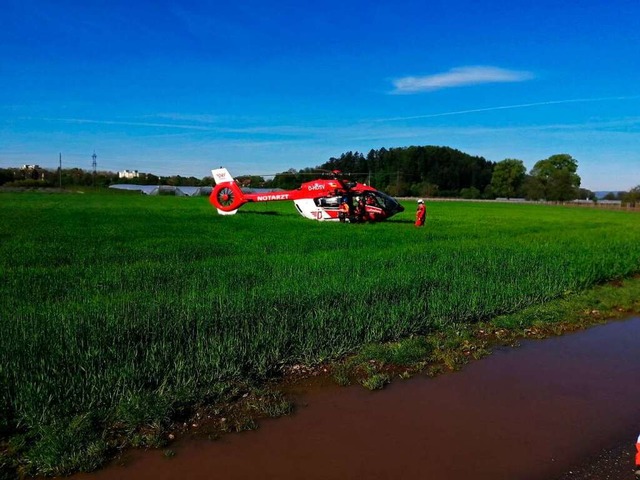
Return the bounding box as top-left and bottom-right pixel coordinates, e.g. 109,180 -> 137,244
59,153 -> 62,189
92,151 -> 97,187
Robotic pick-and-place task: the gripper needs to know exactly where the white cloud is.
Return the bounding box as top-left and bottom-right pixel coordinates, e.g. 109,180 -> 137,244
391,66 -> 534,94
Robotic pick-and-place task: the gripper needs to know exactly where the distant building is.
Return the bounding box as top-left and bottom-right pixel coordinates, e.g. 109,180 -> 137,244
21,164 -> 40,170
118,169 -> 139,179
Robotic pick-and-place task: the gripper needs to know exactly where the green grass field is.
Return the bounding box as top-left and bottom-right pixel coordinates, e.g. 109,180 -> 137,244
1,191 -> 640,474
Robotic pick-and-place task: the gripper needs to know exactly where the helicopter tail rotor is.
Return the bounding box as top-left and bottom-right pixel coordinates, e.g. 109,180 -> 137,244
209,168 -> 246,214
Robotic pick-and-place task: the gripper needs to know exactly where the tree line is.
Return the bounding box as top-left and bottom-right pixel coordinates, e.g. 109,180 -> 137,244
2,146 -> 638,203
267,147 -> 590,201
0,167 -> 212,188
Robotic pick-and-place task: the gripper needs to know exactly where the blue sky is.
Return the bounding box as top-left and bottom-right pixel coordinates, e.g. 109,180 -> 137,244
1,0 -> 639,190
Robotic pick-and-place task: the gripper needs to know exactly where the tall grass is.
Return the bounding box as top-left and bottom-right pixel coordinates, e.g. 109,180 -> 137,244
1,192 -> 639,473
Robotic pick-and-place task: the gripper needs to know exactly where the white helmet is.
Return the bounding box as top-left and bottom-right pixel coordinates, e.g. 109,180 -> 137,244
417,199 -> 424,204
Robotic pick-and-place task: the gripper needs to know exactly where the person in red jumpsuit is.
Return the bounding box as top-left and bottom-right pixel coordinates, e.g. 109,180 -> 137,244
353,197 -> 366,223
415,199 -> 426,227
635,432 -> 640,478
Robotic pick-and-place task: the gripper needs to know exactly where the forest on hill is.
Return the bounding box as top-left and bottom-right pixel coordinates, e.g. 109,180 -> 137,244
266,146 -> 494,198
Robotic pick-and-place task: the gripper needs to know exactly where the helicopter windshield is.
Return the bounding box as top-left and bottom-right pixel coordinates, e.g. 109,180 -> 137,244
367,191 -> 403,212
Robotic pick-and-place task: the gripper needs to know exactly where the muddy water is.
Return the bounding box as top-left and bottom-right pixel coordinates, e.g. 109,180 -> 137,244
77,317 -> 640,480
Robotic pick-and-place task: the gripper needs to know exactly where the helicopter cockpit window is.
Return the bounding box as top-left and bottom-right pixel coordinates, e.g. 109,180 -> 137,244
361,192 -> 381,207
371,191 -> 401,210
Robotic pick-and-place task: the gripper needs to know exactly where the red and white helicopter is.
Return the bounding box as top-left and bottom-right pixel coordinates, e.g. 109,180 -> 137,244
209,167 -> 405,222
